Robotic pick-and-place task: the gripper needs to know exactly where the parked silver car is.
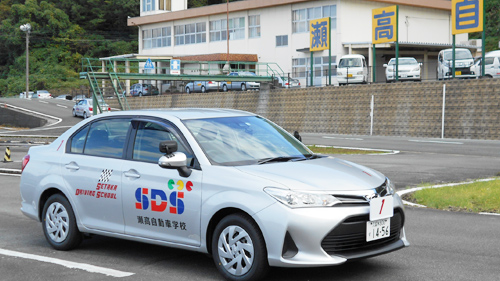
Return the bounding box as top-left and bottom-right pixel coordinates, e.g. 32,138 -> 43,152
72,98 -> 110,119
20,109 -> 408,281
185,81 -> 220,94
221,72 -> 260,92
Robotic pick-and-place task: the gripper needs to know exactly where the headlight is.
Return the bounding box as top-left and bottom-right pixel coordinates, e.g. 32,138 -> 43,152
264,187 -> 341,208
385,178 -> 395,195
337,71 -> 343,76
357,71 -> 364,75
412,67 -> 420,72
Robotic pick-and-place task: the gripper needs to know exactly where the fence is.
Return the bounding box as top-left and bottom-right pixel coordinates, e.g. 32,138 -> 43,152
104,78 -> 500,140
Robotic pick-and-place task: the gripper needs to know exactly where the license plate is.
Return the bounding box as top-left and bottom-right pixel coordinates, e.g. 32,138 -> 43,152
455,71 -> 462,76
347,74 -> 353,78
366,218 -> 390,242
401,74 -> 408,78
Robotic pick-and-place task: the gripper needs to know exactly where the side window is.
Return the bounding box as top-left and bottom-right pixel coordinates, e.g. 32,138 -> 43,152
70,126 -> 89,153
133,121 -> 191,164
485,57 -> 494,66
84,118 -> 131,158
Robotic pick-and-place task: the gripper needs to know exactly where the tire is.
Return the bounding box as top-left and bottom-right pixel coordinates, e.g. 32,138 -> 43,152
72,109 -> 76,117
186,87 -> 191,94
212,214 -> 269,281
42,194 -> 82,251
83,112 -> 88,119
241,83 -> 247,91
201,86 -> 206,93
223,84 -> 228,92
139,92 -> 143,97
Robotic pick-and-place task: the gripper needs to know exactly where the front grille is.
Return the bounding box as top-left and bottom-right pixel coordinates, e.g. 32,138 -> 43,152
321,209 -> 404,257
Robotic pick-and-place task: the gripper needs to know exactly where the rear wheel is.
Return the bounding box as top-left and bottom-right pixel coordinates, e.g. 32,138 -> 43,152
186,87 -> 191,94
139,92 -> 143,97
201,86 -> 206,93
212,214 -> 269,281
241,84 -> 247,91
72,109 -> 76,117
42,194 -> 82,251
223,84 -> 228,92
83,112 -> 88,119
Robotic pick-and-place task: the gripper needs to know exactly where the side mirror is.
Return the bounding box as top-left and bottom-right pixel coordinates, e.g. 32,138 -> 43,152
158,141 -> 192,177
383,64 -> 388,68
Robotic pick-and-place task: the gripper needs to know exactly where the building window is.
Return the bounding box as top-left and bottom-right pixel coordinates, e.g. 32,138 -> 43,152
174,22 -> 206,45
248,15 -> 260,38
143,0 -> 155,12
292,5 -> 337,33
276,35 -> 288,47
143,27 -> 171,49
292,56 -> 337,78
210,17 -> 245,42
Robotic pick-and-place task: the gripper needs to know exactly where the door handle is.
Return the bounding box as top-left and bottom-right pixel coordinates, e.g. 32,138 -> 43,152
124,169 -> 141,179
65,162 -> 79,170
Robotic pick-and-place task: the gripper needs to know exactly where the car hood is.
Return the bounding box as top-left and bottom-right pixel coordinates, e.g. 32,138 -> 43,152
387,64 -> 418,70
235,157 -> 385,191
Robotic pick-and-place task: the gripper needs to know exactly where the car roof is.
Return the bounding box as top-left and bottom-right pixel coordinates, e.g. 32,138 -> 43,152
340,54 -> 364,59
101,108 -> 255,121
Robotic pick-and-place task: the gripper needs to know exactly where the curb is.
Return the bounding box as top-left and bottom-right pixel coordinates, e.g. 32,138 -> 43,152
397,178 -> 499,216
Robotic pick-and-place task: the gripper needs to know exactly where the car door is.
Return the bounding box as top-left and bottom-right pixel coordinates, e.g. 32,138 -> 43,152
121,119 -> 202,246
75,100 -> 85,116
61,117 -> 132,233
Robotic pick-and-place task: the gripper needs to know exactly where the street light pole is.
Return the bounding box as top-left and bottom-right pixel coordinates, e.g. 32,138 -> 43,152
20,23 -> 31,99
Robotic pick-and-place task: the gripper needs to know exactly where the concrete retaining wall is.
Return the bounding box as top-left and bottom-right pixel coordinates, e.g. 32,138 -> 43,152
0,107 -> 47,128
107,79 -> 500,140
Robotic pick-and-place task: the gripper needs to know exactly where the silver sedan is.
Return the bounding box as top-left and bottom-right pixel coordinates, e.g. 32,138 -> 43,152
20,108 -> 408,281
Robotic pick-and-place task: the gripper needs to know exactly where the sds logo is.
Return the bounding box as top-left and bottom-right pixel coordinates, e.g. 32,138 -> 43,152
135,180 -> 193,215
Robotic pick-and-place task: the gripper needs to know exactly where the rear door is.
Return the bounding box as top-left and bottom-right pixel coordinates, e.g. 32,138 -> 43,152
61,117 -> 132,233
121,119 -> 202,246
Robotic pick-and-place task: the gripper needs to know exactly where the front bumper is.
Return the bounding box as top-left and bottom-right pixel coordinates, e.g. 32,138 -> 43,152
337,75 -> 365,84
254,195 -> 409,267
386,71 -> 421,81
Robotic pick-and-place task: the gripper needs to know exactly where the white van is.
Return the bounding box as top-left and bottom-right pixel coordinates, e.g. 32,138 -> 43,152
471,50 -> 500,78
437,48 -> 475,80
337,54 -> 368,85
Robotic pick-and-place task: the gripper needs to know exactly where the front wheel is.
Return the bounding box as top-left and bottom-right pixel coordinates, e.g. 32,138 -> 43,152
42,194 -> 82,251
186,87 -> 191,94
223,84 -> 228,92
241,83 -> 247,91
212,214 -> 269,281
72,109 -> 76,117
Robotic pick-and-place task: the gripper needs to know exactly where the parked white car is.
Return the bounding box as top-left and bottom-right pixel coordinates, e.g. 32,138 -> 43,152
471,50 -> 500,78
72,98 -> 110,119
20,108 -> 408,281
35,90 -> 52,99
437,48 -> 475,80
384,57 -> 422,82
337,54 -> 368,85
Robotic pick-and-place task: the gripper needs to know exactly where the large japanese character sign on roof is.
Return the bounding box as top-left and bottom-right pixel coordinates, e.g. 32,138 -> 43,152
372,5 -> 397,44
309,17 -> 330,52
452,0 -> 483,35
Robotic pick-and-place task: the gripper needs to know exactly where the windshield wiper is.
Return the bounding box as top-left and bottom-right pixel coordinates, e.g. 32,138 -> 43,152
257,156 -> 304,165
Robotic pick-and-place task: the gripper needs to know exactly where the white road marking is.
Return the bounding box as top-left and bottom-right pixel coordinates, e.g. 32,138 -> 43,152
322,136 -> 364,141
397,178 -> 500,216
408,140 -> 463,145
56,104 -> 68,108
38,100 -> 48,104
0,173 -> 21,177
0,248 -> 134,278
0,103 -> 62,126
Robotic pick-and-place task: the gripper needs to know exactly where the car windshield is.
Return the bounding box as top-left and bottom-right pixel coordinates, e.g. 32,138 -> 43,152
389,58 -> 418,65
444,50 -> 472,60
184,116 -> 313,166
339,58 -> 362,67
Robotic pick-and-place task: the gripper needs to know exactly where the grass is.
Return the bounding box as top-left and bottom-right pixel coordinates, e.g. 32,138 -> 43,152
405,179 -> 500,213
307,145 -> 385,155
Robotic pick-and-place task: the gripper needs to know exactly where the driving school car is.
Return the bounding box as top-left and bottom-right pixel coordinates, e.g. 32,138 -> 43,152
19,108 -> 409,281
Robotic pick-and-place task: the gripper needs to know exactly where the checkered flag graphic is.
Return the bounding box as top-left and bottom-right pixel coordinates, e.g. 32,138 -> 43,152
98,169 -> 113,182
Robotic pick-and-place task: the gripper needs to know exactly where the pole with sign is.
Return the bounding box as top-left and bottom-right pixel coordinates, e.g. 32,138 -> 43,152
372,5 -> 398,83
451,0 -> 483,78
309,17 -> 331,86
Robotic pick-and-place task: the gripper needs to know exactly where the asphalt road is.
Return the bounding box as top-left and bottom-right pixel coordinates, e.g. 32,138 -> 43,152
1,97 -> 500,280
2,175 -> 499,281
